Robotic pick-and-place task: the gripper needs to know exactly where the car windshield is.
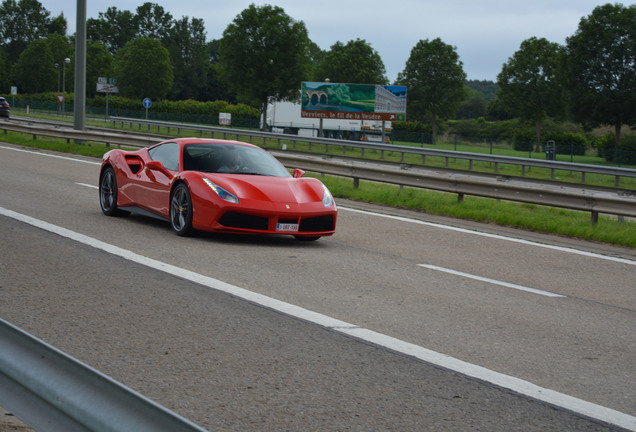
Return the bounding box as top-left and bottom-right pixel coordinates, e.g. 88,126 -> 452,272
183,143 -> 291,177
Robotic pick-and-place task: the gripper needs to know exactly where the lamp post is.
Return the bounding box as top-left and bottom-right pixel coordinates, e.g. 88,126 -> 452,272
62,57 -> 70,116
55,63 -> 60,114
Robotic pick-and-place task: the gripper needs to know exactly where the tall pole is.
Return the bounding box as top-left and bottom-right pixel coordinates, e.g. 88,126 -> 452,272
62,58 -> 69,116
74,0 -> 86,131
55,63 -> 60,114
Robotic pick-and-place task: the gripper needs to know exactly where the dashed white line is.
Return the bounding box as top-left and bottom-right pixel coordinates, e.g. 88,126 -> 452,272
1,206 -> 634,431
418,263 -> 565,298
340,206 -> 636,266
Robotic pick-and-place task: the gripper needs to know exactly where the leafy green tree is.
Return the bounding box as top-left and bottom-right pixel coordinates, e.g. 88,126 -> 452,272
202,40 -> 236,102
86,41 -> 115,97
219,4 -> 310,130
396,38 -> 466,143
485,97 -> 514,121
466,80 -> 499,102
562,3 -> 636,145
48,11 -> 67,35
134,2 -> 173,41
114,38 -> 173,100
497,37 -> 563,152
12,38 -> 55,93
165,16 -> 208,100
455,87 -> 486,119
45,34 -> 73,93
0,50 -> 11,92
306,40 -> 325,81
314,38 -> 387,84
87,7 -> 137,54
0,0 -> 62,62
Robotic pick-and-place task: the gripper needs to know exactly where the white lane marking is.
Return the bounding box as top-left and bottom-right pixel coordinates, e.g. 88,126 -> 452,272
340,206 -> 636,266
1,206 -> 634,432
418,264 -> 565,298
4,144 -> 635,267
77,183 -> 98,189
0,144 -> 101,165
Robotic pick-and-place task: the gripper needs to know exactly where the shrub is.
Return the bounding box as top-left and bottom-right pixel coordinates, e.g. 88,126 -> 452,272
594,134 -> 636,165
544,132 -> 588,156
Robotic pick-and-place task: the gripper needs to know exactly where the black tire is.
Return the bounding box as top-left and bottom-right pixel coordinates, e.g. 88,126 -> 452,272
170,183 -> 194,236
99,167 -> 127,216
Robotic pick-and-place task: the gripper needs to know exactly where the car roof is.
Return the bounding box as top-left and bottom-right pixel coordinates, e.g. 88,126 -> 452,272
158,138 -> 261,150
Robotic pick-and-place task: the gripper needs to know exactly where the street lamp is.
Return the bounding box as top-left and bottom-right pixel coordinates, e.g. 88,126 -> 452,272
62,57 -> 70,116
55,63 -> 60,113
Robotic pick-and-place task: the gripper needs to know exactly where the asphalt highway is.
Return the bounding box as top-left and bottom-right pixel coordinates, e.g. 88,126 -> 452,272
1,143 -> 635,431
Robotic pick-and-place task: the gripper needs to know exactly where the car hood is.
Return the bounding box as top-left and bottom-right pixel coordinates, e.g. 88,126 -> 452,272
204,174 -> 324,204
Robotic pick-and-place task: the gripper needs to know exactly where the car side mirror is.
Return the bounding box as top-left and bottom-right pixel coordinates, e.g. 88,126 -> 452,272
292,168 -> 305,178
146,160 -> 172,178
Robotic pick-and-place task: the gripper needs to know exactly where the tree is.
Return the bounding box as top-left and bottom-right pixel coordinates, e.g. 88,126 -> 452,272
46,33 -> 74,92
0,0 -> 62,62
114,38 -> 173,100
562,3 -> 636,146
134,2 -> 173,41
455,87 -> 486,119
314,38 -> 387,84
12,38 -> 55,93
396,38 -> 466,143
0,50 -> 12,92
219,4 -> 310,130
86,41 -> 114,97
497,37 -> 563,152
87,7 -> 137,54
165,16 -> 208,100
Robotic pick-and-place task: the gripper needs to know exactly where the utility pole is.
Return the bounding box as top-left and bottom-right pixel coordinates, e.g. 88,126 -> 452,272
74,0 -> 86,132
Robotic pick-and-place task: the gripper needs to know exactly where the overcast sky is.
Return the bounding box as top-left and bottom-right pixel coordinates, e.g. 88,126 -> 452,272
42,0 -> 607,83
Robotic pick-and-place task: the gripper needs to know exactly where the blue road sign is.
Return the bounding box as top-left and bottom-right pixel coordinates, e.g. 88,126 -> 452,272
143,98 -> 152,108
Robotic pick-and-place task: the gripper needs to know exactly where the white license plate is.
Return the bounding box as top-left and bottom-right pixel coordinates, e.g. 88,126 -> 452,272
276,223 -> 299,232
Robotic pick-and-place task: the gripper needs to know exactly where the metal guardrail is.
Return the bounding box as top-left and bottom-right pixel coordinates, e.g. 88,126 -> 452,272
2,118 -> 635,222
106,117 -> 636,187
0,318 -> 208,432
273,152 -> 636,221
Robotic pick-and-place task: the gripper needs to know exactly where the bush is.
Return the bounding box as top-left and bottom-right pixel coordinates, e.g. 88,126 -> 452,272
594,134 -> 636,165
392,121 -> 434,144
513,130 -> 534,152
544,132 -> 588,156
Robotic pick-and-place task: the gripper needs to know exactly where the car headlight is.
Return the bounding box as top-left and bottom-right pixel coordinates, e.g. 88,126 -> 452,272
202,177 -> 239,204
322,184 -> 334,207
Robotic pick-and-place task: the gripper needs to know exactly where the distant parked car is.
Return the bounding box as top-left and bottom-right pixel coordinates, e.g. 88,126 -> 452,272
0,97 -> 10,118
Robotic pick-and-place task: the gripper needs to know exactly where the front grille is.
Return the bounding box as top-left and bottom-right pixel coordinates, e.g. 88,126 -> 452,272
219,211 -> 268,230
299,215 -> 334,232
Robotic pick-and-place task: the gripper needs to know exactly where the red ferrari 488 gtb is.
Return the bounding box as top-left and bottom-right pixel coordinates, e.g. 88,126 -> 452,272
99,138 -> 337,240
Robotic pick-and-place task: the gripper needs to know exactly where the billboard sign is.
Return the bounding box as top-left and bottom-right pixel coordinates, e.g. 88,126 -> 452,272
97,77 -> 119,93
219,112 -> 231,125
301,82 -> 407,122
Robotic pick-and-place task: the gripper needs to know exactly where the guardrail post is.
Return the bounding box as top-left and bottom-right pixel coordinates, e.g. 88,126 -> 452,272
353,178 -> 359,189
591,211 -> 598,225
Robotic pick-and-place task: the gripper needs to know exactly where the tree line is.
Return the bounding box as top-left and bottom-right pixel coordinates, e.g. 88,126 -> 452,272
0,1 -> 634,149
